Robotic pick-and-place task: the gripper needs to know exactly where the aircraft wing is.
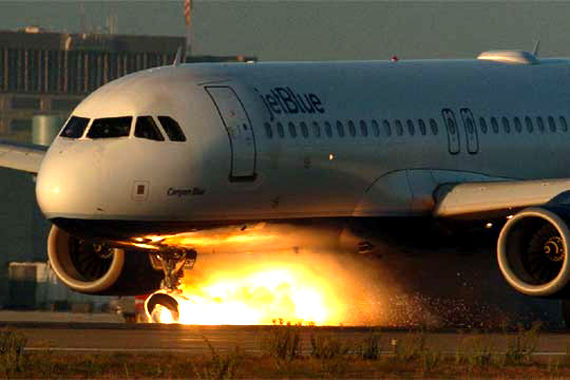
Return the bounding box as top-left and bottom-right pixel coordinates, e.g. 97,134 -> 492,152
434,178 -> 570,217
0,140 -> 47,174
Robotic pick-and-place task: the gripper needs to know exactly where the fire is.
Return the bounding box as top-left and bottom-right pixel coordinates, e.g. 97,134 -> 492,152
142,224 -> 393,326
174,264 -> 334,325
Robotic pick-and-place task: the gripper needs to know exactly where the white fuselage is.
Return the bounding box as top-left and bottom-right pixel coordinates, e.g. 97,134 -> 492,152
35,58 -> 570,236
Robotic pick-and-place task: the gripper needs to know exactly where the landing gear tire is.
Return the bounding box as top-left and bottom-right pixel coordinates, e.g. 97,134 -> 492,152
563,300 -> 570,329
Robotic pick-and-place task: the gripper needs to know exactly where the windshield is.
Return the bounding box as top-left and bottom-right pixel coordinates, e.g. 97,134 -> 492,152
87,117 -> 132,139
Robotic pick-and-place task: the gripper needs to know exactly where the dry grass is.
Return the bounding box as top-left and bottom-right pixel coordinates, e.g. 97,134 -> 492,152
3,324 -> 570,378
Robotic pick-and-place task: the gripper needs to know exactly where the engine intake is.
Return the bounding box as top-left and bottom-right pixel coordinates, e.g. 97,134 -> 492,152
48,225 -> 162,295
497,207 -> 570,298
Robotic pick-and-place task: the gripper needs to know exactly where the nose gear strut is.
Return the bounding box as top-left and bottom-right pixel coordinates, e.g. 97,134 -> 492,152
153,248 -> 197,290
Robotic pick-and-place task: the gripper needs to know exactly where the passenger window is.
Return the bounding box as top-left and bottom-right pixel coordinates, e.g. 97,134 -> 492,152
513,117 -> 522,133
548,116 -> 556,132
525,116 -> 533,133
264,122 -> 273,138
158,116 -> 186,141
348,120 -> 356,137
300,122 -> 309,138
560,116 -> 568,132
324,121 -> 333,138
135,116 -> 165,141
312,121 -> 321,138
288,122 -> 297,138
491,117 -> 499,134
60,116 -> 89,138
371,120 -> 380,137
407,120 -> 415,136
502,117 -> 511,133
395,120 -> 403,136
479,117 -> 488,134
87,116 -> 132,139
418,119 -> 427,135
336,121 -> 345,137
276,122 -> 285,138
429,119 -> 438,135
537,117 -> 545,133
359,120 -> 368,137
383,120 -> 392,137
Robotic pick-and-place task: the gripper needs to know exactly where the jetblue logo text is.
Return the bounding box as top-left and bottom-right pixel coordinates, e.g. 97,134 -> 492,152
259,87 -> 325,121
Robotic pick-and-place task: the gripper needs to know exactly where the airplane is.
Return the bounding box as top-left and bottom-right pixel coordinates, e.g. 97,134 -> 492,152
1,49 -> 570,326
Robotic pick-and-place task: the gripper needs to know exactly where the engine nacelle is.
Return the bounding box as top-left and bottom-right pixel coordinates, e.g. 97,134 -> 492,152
48,225 -> 162,295
497,207 -> 570,298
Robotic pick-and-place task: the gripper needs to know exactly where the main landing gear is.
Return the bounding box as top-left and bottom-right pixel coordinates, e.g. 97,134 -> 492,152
145,247 -> 197,322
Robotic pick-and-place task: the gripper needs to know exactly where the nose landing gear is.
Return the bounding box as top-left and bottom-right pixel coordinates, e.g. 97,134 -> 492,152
151,248 -> 197,290
145,247 -> 197,323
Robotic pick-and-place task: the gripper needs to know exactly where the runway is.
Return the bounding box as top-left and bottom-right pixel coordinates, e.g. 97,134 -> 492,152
2,322 -> 568,358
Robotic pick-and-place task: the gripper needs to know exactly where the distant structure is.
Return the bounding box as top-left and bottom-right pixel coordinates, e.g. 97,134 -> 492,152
0,28 -> 256,143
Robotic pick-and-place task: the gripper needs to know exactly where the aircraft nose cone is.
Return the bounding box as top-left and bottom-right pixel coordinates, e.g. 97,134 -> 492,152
36,144 -> 103,220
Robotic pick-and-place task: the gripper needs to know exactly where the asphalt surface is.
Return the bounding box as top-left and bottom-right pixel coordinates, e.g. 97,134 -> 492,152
1,322 -> 568,358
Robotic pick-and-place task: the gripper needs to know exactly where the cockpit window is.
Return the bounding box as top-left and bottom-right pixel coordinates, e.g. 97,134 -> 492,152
60,116 -> 89,138
87,117 -> 132,139
158,116 -> 186,142
135,116 -> 164,141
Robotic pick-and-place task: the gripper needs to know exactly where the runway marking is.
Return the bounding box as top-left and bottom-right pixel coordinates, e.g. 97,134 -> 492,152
24,347 -> 569,357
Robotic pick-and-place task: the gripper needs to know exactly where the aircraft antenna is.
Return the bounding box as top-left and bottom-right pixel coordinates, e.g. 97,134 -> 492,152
173,47 -> 183,66
533,40 -> 541,57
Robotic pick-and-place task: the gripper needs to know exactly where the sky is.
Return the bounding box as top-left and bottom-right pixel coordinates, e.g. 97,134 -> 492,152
0,1 -> 570,61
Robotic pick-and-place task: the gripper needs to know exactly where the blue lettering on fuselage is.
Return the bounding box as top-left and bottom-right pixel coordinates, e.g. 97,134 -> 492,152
257,87 -> 325,121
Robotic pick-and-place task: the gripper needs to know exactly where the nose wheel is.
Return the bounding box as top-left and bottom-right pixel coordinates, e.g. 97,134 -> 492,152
152,248 -> 197,290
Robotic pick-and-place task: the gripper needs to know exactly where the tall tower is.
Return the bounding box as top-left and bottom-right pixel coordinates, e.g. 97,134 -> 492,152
184,0 -> 193,60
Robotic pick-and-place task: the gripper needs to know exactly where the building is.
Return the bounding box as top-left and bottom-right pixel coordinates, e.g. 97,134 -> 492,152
0,28 -> 254,143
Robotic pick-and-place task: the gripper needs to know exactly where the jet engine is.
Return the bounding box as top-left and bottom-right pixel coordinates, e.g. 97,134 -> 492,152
47,225 -> 162,295
497,207 -> 570,298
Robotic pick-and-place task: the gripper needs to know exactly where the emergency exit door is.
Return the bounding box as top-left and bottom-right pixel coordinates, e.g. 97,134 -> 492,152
442,109 -> 460,155
205,86 -> 256,180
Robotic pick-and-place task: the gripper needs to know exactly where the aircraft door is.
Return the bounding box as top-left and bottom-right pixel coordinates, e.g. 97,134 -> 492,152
441,109 -> 460,155
205,86 -> 256,181
459,108 -> 479,154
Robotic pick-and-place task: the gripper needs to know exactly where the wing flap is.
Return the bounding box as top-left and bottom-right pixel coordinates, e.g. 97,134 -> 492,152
434,178 -> 570,217
0,140 -> 47,174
